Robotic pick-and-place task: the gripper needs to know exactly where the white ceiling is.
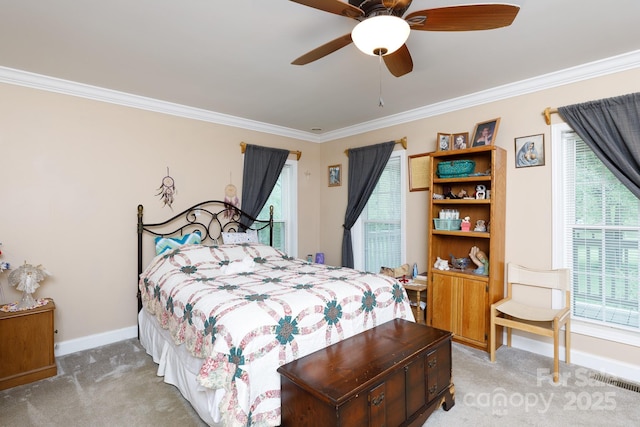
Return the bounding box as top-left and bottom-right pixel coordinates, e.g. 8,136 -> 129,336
2,0 -> 640,140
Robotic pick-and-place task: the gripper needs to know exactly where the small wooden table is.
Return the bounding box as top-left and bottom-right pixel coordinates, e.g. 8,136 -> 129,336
403,282 -> 427,324
0,299 -> 57,390
278,319 -> 454,427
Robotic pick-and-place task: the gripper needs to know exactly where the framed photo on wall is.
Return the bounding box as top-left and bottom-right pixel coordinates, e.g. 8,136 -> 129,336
328,164 -> 342,186
452,132 -> 469,150
515,134 -> 545,168
437,133 -> 451,151
471,118 -> 500,147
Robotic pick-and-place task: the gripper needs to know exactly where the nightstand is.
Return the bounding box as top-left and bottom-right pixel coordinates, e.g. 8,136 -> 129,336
0,299 -> 57,390
403,282 -> 427,324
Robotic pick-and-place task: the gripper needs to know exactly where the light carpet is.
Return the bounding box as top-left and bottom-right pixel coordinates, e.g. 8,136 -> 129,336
1,338 -> 638,426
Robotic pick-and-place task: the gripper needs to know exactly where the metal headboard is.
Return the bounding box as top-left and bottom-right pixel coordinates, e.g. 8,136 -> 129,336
136,200 -> 273,313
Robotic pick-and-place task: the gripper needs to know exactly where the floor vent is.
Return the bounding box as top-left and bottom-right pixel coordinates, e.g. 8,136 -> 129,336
589,373 -> 640,393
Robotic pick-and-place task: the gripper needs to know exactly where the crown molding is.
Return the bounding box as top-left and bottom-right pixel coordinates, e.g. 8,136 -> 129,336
319,49 -> 640,142
0,66 -> 314,142
1,49 -> 639,144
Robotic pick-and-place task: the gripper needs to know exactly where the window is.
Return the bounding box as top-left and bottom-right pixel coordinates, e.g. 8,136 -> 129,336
257,160 -> 298,256
552,123 -> 639,340
352,150 -> 406,272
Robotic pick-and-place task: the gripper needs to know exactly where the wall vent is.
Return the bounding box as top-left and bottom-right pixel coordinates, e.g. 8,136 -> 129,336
589,372 -> 640,393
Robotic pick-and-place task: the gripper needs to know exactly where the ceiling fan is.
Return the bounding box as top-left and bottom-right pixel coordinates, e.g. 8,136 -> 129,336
290,0 -> 520,77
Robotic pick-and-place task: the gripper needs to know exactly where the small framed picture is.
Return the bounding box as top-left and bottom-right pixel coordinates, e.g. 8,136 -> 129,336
515,134 -> 545,168
452,132 -> 469,150
328,164 -> 342,187
471,118 -> 500,147
437,133 -> 452,151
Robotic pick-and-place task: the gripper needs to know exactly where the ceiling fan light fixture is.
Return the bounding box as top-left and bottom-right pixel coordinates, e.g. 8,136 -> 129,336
351,15 -> 410,56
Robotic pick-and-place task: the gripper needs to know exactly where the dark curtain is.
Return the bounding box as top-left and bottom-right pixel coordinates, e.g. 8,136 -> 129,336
341,141 -> 395,268
558,92 -> 640,198
240,144 -> 289,227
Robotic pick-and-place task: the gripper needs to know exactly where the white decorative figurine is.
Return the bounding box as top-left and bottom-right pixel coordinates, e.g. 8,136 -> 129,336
8,262 -> 51,309
474,220 -> 487,232
434,257 -> 450,271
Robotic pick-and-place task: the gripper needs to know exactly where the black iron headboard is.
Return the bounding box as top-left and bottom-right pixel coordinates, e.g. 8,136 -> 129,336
136,200 -> 273,313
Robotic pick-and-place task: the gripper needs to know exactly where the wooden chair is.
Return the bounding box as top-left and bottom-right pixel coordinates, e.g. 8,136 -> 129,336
490,263 -> 571,382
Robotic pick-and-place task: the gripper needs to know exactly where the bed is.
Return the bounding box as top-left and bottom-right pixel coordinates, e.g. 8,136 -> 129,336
136,201 -> 415,426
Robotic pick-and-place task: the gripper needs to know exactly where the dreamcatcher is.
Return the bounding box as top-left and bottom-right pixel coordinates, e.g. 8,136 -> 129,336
224,174 -> 240,219
157,167 -> 176,209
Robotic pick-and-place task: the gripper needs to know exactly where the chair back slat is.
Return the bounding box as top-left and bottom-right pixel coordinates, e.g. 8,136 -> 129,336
507,263 -> 570,291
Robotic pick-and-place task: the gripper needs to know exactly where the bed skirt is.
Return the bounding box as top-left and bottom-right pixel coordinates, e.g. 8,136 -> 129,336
138,309 -> 224,426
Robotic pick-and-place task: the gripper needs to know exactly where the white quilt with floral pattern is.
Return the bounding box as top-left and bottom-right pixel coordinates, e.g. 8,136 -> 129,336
139,243 -> 414,427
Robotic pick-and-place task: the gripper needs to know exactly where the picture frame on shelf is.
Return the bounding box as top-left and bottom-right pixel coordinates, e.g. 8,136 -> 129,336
408,153 -> 431,192
452,132 -> 469,150
328,164 -> 342,187
515,134 -> 545,168
437,133 -> 452,151
471,118 -> 500,147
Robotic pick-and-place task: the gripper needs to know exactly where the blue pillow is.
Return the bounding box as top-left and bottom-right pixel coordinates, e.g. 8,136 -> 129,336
155,231 -> 202,255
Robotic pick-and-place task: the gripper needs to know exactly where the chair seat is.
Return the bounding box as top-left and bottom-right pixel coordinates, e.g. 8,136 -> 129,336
495,299 -> 565,322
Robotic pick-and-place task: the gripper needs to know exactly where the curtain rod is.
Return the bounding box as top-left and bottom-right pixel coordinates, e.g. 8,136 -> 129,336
344,136 -> 407,156
240,142 -> 301,160
543,107 -> 559,125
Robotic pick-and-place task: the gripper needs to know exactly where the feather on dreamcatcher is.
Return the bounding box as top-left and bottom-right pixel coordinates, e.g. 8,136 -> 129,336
157,167 -> 176,209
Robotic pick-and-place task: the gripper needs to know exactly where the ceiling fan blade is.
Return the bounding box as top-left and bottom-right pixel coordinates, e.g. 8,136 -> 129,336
406,4 -> 520,31
384,44 -> 413,77
292,33 -> 354,65
289,0 -> 363,18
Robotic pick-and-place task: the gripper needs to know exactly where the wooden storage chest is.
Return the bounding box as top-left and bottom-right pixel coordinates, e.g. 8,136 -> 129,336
277,319 -> 454,426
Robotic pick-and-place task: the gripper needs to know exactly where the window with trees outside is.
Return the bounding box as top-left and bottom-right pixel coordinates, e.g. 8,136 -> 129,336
552,123 -> 639,342
257,160 -> 298,256
352,150 -> 406,273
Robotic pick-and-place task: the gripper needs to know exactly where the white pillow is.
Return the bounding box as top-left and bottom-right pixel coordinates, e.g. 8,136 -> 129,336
220,256 -> 256,275
221,229 -> 259,244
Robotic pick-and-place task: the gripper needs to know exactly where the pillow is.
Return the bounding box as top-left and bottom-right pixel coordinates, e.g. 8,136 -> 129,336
155,231 -> 202,255
219,256 -> 255,275
221,229 -> 259,244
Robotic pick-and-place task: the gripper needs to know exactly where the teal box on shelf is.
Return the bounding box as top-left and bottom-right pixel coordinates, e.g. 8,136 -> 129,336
437,160 -> 476,178
433,219 -> 462,231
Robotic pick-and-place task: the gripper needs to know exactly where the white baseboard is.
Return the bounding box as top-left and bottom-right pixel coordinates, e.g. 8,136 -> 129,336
509,334 -> 640,384
56,325 -> 640,386
54,325 -> 138,357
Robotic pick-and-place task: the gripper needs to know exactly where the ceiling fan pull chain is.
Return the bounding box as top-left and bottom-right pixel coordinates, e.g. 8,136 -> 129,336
378,51 -> 384,107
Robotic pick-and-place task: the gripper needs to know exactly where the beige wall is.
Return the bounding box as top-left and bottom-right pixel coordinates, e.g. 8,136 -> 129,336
1,67 -> 639,377
0,82 -> 322,345
318,68 -> 640,373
